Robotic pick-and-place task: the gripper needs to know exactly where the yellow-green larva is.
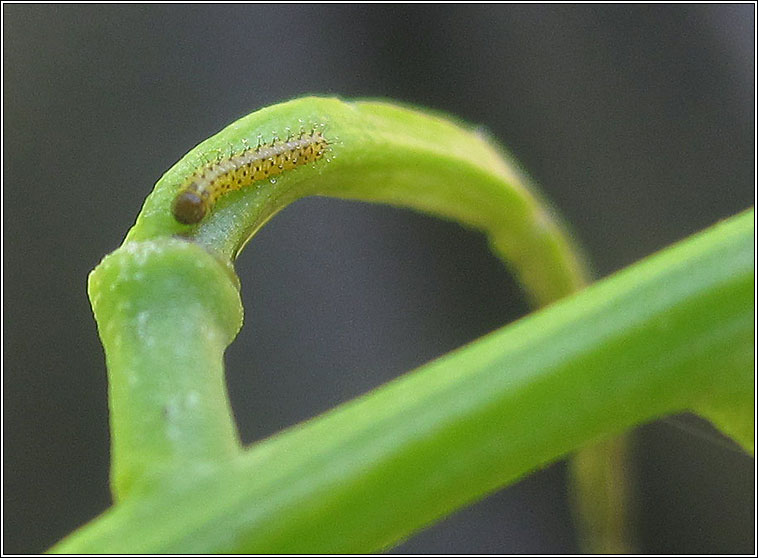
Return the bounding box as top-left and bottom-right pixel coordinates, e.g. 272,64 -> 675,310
172,129 -> 330,224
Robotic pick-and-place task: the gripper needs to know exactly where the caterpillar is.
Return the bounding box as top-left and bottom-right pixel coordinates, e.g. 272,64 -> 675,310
172,129 -> 330,224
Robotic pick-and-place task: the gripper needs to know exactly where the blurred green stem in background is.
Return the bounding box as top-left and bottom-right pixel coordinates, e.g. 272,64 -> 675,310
51,97 -> 753,553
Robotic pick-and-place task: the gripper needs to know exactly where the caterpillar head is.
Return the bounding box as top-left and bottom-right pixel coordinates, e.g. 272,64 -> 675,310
172,188 -> 206,224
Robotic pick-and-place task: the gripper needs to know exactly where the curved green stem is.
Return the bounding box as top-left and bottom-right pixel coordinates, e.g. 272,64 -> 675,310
95,96 -> 592,500
62,97 -> 752,553
125,97 -> 588,304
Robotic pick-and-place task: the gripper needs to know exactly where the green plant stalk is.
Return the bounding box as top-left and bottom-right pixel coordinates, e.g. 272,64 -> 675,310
58,97 -> 752,552
54,208 -> 753,553
87,239 -> 244,499
93,96 -> 594,503
124,97 -> 589,303
570,435 -> 634,553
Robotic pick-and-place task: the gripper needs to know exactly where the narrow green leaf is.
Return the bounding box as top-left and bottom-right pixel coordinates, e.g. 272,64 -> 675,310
56,206 -> 753,553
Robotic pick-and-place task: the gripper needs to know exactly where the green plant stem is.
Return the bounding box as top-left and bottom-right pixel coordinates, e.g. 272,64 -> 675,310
90,96 -> 595,505
124,97 -> 589,304
54,208 -> 754,553
88,239 -> 243,500
570,436 -> 634,553
71,97 -> 750,553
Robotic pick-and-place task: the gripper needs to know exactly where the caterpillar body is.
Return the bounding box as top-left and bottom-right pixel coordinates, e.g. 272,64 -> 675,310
172,129 -> 330,224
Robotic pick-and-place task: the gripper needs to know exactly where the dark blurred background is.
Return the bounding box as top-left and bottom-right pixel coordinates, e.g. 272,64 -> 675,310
3,4 -> 754,554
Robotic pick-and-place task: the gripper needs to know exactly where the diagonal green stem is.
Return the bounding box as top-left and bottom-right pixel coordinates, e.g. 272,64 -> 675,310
56,207 -> 753,553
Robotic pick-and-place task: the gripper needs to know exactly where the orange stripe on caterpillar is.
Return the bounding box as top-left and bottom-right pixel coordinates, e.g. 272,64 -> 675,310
172,129 -> 330,224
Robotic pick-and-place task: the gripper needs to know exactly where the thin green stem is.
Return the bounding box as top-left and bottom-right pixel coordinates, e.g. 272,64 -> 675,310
88,239 -> 243,499
125,97 -> 589,304
570,436 -> 635,553
54,208 -> 754,553
92,96 -> 592,500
